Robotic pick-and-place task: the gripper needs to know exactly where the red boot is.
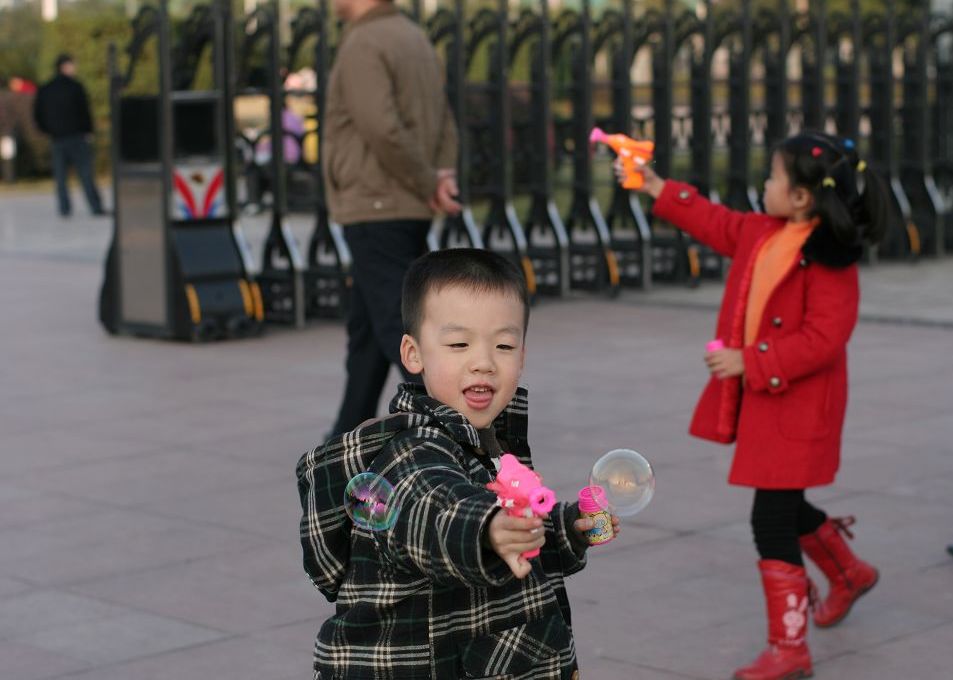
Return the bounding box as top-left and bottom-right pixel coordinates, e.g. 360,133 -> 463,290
733,560 -> 813,680
799,517 -> 878,628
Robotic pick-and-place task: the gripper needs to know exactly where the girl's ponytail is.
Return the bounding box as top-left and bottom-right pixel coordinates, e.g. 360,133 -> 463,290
854,161 -> 890,246
777,132 -> 896,248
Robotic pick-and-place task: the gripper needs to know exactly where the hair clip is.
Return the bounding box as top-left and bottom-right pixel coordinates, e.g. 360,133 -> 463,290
844,138 -> 855,150
856,160 -> 867,172
822,177 -> 836,188
811,147 -> 823,158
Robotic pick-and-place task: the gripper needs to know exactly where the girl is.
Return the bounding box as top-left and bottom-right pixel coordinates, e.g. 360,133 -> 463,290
622,132 -> 891,680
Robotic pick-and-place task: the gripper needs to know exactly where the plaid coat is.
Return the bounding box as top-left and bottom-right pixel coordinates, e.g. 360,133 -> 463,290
297,384 -> 587,679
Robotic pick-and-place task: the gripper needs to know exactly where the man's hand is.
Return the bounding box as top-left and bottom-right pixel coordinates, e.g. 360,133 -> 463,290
487,511 -> 545,579
428,170 -> 462,216
705,348 -> 745,379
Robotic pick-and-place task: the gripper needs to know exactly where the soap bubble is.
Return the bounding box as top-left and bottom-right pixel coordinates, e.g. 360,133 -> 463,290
588,448 -> 655,517
344,472 -> 400,531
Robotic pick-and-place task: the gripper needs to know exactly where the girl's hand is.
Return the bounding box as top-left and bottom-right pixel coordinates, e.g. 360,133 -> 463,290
705,348 -> 745,379
612,159 -> 665,198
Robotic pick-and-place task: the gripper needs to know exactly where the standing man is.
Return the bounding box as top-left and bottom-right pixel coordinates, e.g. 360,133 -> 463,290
324,0 -> 460,435
33,54 -> 105,217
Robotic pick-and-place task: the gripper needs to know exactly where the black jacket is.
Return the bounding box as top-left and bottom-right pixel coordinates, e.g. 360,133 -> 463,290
33,74 -> 93,139
297,384 -> 587,679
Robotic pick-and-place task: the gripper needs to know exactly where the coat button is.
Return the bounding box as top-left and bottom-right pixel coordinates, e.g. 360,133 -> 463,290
758,342 -> 769,352
678,189 -> 691,200
769,376 -> 781,388
373,200 -> 383,210
772,317 -> 782,327
799,258 -> 808,267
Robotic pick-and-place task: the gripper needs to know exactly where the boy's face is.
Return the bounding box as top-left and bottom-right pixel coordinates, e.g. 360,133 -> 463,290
400,285 -> 526,429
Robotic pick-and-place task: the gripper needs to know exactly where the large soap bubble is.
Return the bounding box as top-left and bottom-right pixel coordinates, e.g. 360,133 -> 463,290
588,448 -> 655,517
344,472 -> 400,531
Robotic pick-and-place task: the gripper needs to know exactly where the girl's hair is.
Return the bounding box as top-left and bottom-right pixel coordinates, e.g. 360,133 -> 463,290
775,131 -> 892,246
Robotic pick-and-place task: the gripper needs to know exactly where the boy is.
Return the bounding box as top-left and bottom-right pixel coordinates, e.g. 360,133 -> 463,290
297,248 -> 617,679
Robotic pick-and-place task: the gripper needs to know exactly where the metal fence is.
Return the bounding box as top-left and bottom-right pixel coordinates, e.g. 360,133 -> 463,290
111,0 -> 952,330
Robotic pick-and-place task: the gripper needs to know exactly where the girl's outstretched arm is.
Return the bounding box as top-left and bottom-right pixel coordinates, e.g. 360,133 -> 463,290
650,179 -> 750,259
619,163 -> 751,258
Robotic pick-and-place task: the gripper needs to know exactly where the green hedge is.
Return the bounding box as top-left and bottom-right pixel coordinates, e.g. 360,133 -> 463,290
0,1 -> 130,177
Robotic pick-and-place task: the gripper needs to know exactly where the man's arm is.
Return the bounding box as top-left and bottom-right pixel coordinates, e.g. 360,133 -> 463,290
32,88 -> 48,135
77,84 -> 94,134
433,104 -> 458,175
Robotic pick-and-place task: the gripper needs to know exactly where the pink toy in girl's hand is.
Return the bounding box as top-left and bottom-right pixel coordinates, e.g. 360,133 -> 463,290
706,339 -> 725,352
486,453 -> 557,558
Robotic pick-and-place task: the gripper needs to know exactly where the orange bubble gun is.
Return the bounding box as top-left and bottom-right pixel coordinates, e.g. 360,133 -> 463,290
589,127 -> 655,190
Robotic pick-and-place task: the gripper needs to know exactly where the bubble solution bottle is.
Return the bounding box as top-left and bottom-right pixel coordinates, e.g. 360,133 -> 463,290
577,486 -> 615,546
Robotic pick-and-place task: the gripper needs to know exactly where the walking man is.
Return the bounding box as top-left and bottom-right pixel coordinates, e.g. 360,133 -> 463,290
324,0 -> 460,435
33,53 -> 105,217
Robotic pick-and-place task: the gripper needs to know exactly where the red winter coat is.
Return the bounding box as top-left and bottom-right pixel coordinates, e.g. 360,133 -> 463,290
653,181 -> 862,489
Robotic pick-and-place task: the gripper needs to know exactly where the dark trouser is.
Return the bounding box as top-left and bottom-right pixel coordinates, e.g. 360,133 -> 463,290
330,220 -> 430,435
51,134 -> 103,216
750,489 -> 827,566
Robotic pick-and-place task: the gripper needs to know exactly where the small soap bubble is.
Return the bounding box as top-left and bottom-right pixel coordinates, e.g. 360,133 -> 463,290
588,448 -> 655,517
344,472 -> 400,531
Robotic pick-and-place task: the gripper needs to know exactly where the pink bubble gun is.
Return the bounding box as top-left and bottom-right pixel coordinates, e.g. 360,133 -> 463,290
706,339 -> 725,352
486,453 -> 557,558
589,127 -> 655,189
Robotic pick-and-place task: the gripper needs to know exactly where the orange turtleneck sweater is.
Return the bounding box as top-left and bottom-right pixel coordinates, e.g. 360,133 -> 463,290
744,220 -> 816,345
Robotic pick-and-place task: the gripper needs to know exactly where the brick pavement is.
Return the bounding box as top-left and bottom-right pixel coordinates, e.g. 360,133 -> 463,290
1,188 -> 951,679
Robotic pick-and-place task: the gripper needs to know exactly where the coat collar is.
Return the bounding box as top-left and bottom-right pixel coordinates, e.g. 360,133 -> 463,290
389,383 -> 529,451
345,2 -> 399,30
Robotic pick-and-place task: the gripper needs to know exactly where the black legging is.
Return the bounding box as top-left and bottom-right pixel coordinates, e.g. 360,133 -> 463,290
751,489 -> 827,566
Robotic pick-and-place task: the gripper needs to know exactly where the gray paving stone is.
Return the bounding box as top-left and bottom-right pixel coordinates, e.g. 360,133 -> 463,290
246,616 -> 333,653
15,611 -> 227,665
0,590 -> 128,639
0,509 -> 268,587
137,476 -> 308,540
11,446 -> 286,508
48,633 -> 309,680
817,622 -> 953,678
69,552 -> 321,635
0,575 -> 32,599
0,487 -> 105,532
0,640 -> 93,680
2,427 -> 168,478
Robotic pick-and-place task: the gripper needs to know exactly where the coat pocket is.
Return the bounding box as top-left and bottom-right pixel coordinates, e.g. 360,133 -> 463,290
457,616 -> 568,679
777,373 -> 831,441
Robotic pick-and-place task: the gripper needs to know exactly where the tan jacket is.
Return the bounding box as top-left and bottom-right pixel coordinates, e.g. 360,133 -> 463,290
323,4 -> 458,225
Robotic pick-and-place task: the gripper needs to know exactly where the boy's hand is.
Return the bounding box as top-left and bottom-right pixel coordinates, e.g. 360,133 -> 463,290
573,514 -> 622,541
487,511 -> 546,579
705,348 -> 745,379
613,159 -> 665,198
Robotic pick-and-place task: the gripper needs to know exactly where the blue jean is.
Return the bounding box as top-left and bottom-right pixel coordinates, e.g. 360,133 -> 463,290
51,134 -> 103,215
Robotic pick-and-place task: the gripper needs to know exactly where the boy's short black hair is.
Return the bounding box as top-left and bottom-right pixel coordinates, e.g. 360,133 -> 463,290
402,248 -> 530,337
55,53 -> 73,70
